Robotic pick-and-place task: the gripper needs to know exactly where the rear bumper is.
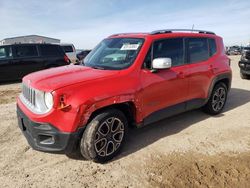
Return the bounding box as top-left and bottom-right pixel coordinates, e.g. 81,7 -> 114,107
17,105 -> 83,153
241,69 -> 250,75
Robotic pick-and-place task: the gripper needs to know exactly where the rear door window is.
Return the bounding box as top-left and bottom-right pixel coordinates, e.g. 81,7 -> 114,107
15,45 -> 38,58
187,38 -> 209,63
40,45 -> 62,56
62,45 -> 73,53
0,46 -> 13,59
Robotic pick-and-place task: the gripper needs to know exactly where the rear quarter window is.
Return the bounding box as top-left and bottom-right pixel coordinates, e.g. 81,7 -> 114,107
40,45 -> 63,57
62,46 -> 73,53
208,38 -> 217,56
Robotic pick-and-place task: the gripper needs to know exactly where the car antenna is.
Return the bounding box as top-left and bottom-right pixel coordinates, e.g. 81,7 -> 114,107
191,24 -> 194,32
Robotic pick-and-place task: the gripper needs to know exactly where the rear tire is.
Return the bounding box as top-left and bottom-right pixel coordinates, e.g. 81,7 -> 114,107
80,109 -> 128,163
203,82 -> 228,115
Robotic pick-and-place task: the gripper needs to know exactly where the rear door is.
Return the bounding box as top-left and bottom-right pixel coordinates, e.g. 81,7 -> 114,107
0,45 -> 16,81
185,37 -> 214,109
12,44 -> 43,78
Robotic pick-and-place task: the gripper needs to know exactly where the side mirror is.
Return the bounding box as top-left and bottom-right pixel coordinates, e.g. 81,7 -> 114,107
152,58 -> 172,69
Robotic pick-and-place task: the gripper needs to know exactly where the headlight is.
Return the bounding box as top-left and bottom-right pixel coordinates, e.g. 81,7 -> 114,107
44,92 -> 54,110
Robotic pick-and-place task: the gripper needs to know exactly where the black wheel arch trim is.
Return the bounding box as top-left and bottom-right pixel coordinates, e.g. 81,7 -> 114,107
205,72 -> 232,104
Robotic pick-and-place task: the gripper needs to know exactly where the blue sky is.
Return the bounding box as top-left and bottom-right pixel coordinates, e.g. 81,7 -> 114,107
0,0 -> 249,49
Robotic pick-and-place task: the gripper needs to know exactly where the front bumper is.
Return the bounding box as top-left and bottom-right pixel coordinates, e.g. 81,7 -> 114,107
17,105 -> 83,153
239,61 -> 250,75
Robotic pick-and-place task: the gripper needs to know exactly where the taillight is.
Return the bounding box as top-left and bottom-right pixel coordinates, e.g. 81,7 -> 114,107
64,55 -> 70,64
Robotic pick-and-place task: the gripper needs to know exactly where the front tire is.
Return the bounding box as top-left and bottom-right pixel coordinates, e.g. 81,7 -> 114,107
80,109 -> 128,163
203,82 -> 228,115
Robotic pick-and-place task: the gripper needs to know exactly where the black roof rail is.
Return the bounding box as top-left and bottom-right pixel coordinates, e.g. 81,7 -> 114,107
151,29 -> 215,35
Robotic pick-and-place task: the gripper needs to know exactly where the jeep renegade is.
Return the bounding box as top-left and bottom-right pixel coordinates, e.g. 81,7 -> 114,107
17,29 -> 232,163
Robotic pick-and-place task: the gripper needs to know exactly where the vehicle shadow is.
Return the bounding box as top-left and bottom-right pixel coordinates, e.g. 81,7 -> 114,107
67,88 -> 250,162
0,80 -> 21,86
115,87 -> 250,161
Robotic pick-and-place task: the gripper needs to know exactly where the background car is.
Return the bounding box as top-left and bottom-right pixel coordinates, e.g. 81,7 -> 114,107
59,43 -> 77,64
241,46 -> 250,54
0,43 -> 70,81
239,47 -> 250,79
76,50 -> 91,64
226,46 -> 241,55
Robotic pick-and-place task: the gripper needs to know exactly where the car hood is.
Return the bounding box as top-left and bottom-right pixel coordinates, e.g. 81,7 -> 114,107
23,65 -> 120,91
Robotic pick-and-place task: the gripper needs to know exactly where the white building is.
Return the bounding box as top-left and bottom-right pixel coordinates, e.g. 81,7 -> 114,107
0,35 -> 60,45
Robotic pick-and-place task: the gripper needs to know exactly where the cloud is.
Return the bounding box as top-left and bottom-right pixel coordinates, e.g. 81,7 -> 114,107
0,0 -> 249,48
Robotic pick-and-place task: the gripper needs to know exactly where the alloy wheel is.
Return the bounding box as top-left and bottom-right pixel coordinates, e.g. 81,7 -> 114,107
212,87 -> 226,112
94,117 -> 124,157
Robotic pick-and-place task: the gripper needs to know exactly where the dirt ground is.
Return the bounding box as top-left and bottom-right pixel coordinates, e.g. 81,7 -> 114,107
0,56 -> 249,188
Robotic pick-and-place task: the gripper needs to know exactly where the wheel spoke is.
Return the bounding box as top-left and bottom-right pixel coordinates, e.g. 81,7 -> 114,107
214,90 -> 220,97
113,131 -> 124,143
95,138 -> 107,155
98,122 -> 110,137
214,102 -> 218,111
111,118 -> 124,133
212,101 -> 217,109
115,143 -> 121,150
107,117 -> 115,125
106,141 -> 115,156
213,94 -> 218,102
218,101 -> 224,109
220,92 -> 226,100
212,99 -> 217,105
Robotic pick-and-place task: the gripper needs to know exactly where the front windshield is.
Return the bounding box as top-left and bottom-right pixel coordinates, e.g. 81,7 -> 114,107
83,38 -> 144,70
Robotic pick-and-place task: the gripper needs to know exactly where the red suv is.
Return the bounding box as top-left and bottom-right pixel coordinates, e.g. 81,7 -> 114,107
17,29 -> 232,162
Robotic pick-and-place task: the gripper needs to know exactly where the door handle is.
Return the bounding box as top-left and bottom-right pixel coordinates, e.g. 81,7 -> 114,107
209,65 -> 219,71
177,71 -> 185,79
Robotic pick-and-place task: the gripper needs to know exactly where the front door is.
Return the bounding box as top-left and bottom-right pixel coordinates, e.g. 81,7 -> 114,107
140,38 -> 189,125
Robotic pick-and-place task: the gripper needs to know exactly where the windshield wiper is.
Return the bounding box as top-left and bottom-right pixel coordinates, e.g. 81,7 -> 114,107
91,66 -> 106,70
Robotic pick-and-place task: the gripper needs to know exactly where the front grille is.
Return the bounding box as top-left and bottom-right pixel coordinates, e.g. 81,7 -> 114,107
22,83 -> 36,107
